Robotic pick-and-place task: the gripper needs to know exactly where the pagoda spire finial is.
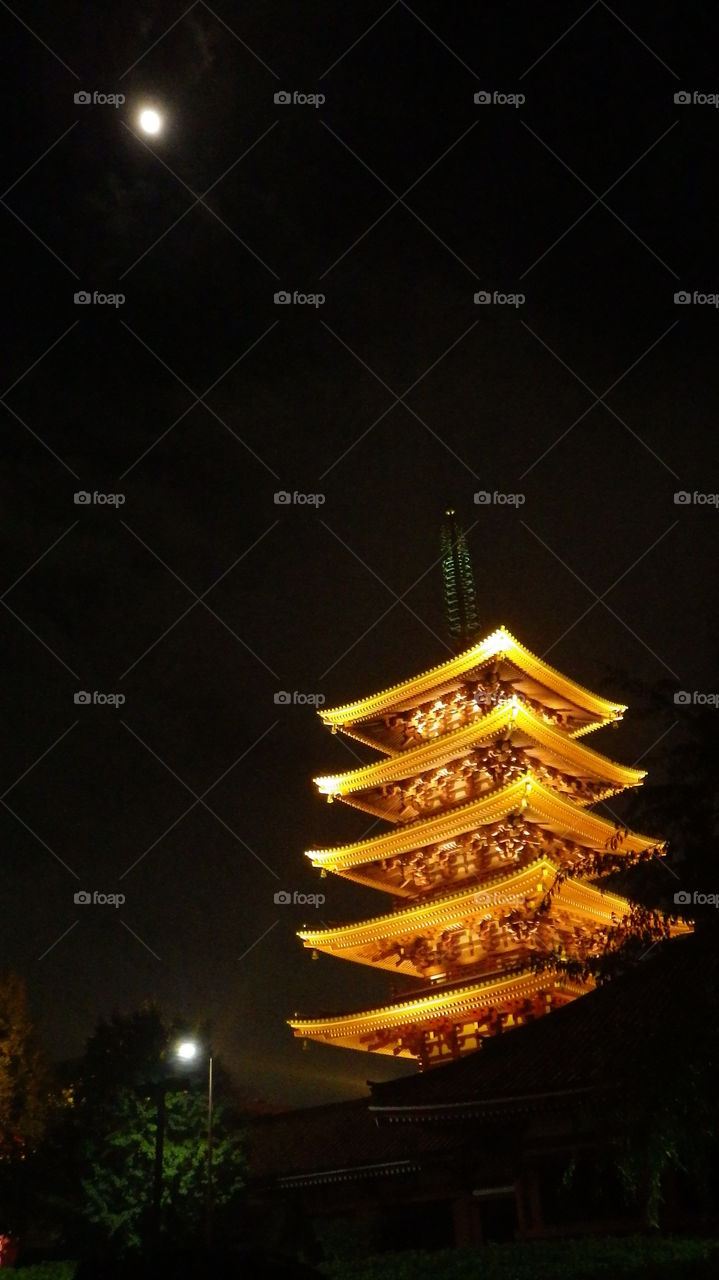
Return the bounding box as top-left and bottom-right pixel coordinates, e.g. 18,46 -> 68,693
440,507 -> 480,649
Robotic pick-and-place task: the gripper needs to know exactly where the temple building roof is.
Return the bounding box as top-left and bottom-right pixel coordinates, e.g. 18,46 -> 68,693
297,858 -> 641,978
289,965 -> 586,1057
306,774 -> 661,879
314,698 -> 645,816
319,627 -> 625,741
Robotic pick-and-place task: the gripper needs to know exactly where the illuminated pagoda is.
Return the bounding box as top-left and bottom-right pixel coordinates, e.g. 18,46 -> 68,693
290,513 -> 689,1068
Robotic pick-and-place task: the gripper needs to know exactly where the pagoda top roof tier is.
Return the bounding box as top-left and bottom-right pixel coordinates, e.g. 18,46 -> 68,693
319,627 -> 625,738
298,858 -> 634,960
306,774 -> 660,874
288,965 -> 586,1057
314,698 -> 644,805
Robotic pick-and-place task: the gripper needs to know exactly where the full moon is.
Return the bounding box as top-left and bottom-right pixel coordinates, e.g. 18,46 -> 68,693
138,109 -> 162,135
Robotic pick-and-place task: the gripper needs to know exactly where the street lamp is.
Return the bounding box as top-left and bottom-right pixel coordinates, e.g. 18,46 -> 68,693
150,1039 -> 214,1250
175,1040 -> 214,1248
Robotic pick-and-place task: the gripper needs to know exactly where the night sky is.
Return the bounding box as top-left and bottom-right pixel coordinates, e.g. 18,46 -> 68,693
2,1 -> 718,1106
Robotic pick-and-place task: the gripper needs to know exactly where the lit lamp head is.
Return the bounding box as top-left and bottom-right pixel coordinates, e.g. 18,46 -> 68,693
175,1039 -> 199,1062
138,108 -> 163,136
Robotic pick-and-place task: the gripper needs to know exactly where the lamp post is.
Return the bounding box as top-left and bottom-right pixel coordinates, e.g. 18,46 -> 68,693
176,1040 -> 214,1249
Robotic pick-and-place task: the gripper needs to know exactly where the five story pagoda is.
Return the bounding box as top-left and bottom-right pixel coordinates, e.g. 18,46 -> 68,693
289,511 -> 688,1068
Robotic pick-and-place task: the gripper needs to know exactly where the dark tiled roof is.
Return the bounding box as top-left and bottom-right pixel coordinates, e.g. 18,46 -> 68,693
369,933 -> 715,1114
249,1096 -> 452,1183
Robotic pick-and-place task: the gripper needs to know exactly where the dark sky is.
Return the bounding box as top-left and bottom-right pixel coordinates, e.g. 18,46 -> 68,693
1,1 -> 718,1106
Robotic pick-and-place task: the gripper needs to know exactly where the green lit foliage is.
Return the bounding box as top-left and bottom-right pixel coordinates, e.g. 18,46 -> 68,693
72,1006 -> 246,1255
